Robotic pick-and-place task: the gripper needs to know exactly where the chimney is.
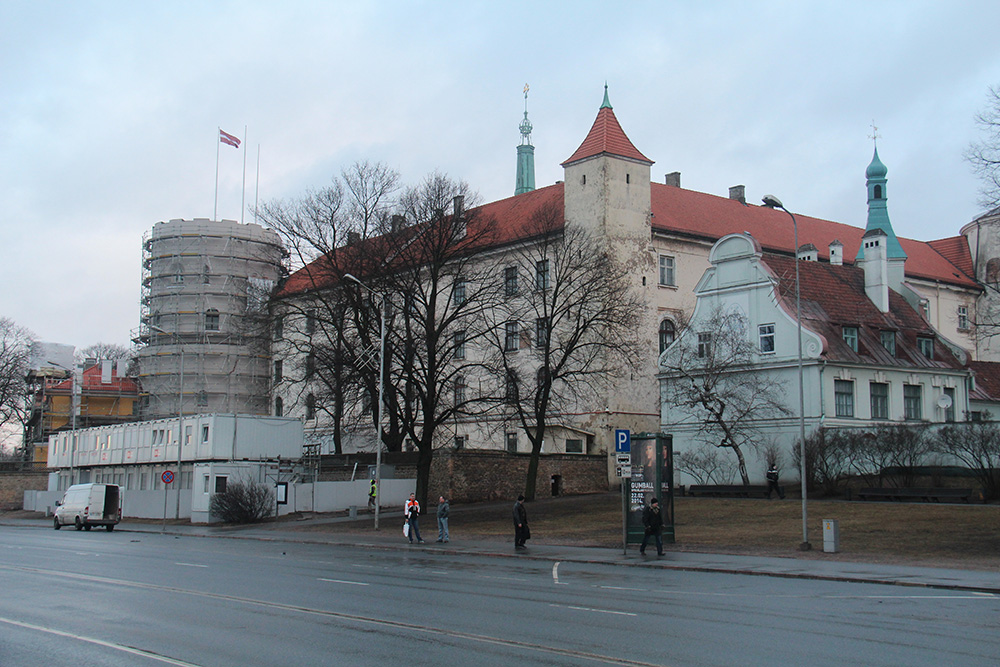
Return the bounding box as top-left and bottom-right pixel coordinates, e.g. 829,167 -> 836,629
390,214 -> 405,232
452,195 -> 464,220
347,231 -> 361,246
664,172 -> 681,188
860,228 -> 890,312
797,243 -> 818,262
728,185 -> 746,204
829,240 -> 843,266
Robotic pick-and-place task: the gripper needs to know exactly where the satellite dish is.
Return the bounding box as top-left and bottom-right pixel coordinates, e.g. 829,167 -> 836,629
936,394 -> 953,409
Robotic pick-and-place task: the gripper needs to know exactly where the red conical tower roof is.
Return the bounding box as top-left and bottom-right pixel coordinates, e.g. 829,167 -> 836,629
562,89 -> 652,166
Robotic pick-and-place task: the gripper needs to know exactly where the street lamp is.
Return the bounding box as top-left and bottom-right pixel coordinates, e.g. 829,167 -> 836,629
343,273 -> 387,531
149,324 -> 185,524
762,194 -> 811,551
47,360 -> 79,486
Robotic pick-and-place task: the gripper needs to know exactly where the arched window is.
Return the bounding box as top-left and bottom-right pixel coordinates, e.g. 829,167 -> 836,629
986,258 -> 1000,283
874,184 -> 882,199
275,397 -> 283,417
658,319 -> 676,353
205,308 -> 220,331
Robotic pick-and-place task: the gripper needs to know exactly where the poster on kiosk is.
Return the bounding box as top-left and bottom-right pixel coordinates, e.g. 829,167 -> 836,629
626,433 -> 675,545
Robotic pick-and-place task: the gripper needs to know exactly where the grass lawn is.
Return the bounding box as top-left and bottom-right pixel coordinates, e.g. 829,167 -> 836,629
299,492 -> 1000,570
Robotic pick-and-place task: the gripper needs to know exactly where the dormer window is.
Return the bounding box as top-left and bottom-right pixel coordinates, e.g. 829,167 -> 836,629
842,326 -> 859,352
917,336 -> 934,359
880,331 -> 896,356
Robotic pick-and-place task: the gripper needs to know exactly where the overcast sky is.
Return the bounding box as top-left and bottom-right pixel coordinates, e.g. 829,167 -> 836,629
3,1 -> 1000,351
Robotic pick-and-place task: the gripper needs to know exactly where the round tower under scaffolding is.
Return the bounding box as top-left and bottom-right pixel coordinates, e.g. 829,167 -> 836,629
134,218 -> 284,418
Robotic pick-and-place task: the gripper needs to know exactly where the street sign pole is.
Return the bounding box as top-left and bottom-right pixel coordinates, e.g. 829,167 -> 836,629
615,430 -> 630,554
160,470 -> 174,533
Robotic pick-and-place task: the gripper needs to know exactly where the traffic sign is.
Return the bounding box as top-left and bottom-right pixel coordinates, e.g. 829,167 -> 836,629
616,453 -> 631,465
616,465 -> 631,477
161,470 -> 174,485
615,429 -> 631,453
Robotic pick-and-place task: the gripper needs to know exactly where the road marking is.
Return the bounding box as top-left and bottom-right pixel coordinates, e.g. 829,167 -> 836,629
175,562 -> 208,568
2,563 -> 660,666
550,603 -> 637,617
318,578 -> 369,586
0,616 -> 204,666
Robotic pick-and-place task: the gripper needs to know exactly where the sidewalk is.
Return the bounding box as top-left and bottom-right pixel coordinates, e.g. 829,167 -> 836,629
5,514 -> 999,595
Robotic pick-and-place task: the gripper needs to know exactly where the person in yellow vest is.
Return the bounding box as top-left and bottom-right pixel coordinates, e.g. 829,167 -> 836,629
368,478 -> 377,511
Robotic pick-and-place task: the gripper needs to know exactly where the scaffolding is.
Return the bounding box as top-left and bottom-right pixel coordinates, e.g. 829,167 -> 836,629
134,219 -> 284,419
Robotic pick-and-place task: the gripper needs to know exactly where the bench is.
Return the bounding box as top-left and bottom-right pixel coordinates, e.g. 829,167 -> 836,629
687,484 -> 778,498
857,487 -> 974,503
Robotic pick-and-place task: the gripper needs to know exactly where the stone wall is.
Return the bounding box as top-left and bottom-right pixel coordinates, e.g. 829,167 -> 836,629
0,471 -> 50,511
429,450 -> 608,503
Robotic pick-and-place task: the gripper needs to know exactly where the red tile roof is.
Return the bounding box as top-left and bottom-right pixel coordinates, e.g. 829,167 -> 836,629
927,236 -> 975,278
762,253 -> 964,369
968,360 -> 1000,402
562,106 -> 652,166
49,363 -> 138,394
650,184 -> 979,290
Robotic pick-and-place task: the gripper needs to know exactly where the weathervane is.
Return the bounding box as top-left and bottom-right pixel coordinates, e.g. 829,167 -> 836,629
520,83 -> 532,144
869,120 -> 881,148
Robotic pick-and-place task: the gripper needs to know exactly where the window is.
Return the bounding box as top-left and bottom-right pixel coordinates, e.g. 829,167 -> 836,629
904,384 -> 922,420
197,391 -> 208,407
658,320 -> 675,353
454,377 -> 467,406
505,370 -> 519,404
203,475 -> 210,493
505,321 -> 520,352
536,366 -> 549,388
305,308 -> 316,335
958,306 -> 969,330
944,387 -> 956,423
140,472 -> 149,490
504,266 -> 519,296
305,393 -> 316,420
917,337 -> 934,359
880,331 -> 896,356
697,332 -> 712,358
535,259 -> 550,290
274,315 -> 284,340
920,301 -> 930,320
201,425 -> 210,443
842,326 -> 858,352
834,380 -> 854,417
758,324 -> 775,354
535,317 -> 549,348
215,476 -> 228,494
273,360 -> 283,383
658,255 -> 676,287
870,382 -> 889,419
454,435 -> 466,450
453,278 -> 467,306
453,330 -> 466,359
565,438 -> 583,454
275,397 -> 283,417
305,351 -> 316,378
506,432 -> 518,453
205,308 -> 220,331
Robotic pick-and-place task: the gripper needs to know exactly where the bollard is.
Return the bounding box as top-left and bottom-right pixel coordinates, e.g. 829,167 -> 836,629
823,519 -> 839,553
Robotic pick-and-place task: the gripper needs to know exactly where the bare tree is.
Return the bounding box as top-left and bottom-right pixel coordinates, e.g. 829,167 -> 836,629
485,208 -> 643,500
661,307 -> 791,485
967,84 -> 1000,211
931,420 -> 1000,500
77,342 -> 131,362
260,161 -> 401,455
0,318 -> 35,457
675,442 -> 738,485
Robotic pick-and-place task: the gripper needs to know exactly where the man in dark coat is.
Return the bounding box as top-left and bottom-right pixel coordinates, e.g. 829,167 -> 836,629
513,495 -> 529,549
766,464 -> 785,499
640,497 -> 664,556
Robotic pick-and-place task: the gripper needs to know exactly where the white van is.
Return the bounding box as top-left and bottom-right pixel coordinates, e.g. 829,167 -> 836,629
53,483 -> 122,532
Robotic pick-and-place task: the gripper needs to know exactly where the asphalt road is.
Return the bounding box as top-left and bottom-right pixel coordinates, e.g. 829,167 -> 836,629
1,527 -> 998,666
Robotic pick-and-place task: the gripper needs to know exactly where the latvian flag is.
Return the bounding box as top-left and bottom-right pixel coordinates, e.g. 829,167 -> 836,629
219,129 -> 241,148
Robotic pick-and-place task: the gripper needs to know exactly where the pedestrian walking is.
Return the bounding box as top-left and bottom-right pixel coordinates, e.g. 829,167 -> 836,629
368,478 -> 377,511
639,497 -> 664,556
436,496 -> 450,542
404,493 -> 423,543
765,464 -> 785,499
513,494 -> 530,549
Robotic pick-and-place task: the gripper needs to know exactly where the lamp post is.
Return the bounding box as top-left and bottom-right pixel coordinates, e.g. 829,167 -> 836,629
48,360 -> 79,486
344,273 -> 387,531
762,194 -> 811,551
150,324 -> 185,523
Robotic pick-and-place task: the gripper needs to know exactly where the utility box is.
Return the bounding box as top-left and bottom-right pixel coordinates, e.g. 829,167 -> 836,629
823,519 -> 839,553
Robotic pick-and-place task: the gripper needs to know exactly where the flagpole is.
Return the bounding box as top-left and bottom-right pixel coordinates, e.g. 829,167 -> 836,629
214,127 -> 221,222
240,125 -> 247,225
254,144 -> 260,225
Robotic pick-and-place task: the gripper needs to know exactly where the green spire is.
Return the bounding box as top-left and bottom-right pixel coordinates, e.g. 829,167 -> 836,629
601,82 -> 612,109
515,83 -> 536,195
856,142 -> 907,262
